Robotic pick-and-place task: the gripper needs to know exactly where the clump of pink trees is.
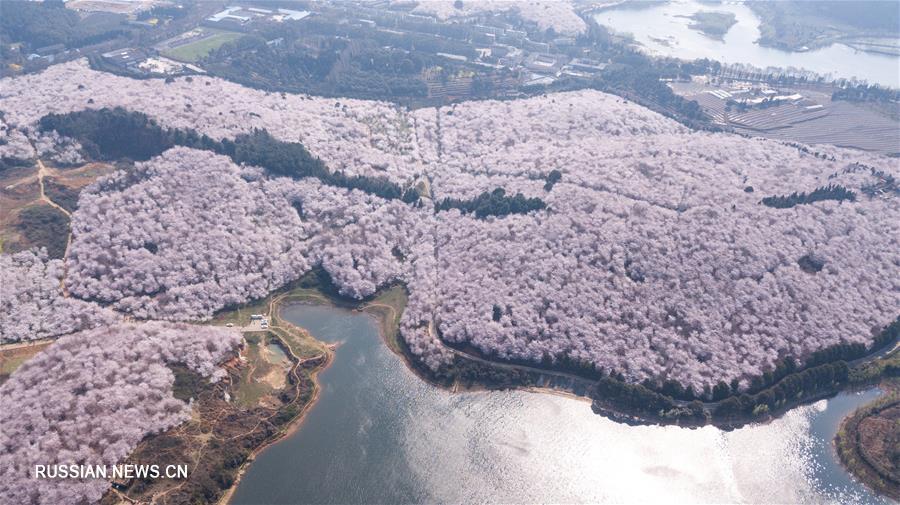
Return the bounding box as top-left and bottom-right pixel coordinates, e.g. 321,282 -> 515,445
0,60 -> 424,185
0,117 -> 35,161
64,147 -> 425,319
409,0 -> 587,35
407,94 -> 899,391
60,141 -> 898,393
2,61 -> 898,394
1,249 -> 118,344
64,147 -> 313,319
0,322 -> 240,505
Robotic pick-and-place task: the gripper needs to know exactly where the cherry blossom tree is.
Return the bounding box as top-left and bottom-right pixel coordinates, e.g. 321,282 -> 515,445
408,0 -> 587,35
0,60 -> 423,185
2,60 -> 898,394
0,322 -> 241,505
1,249 -> 118,344
0,116 -> 35,162
64,147 -> 426,318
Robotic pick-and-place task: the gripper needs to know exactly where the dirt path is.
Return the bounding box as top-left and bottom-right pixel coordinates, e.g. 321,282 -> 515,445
419,310 -> 900,410
37,158 -> 72,219
33,156 -> 74,297
217,335 -> 333,505
35,159 -> 72,218
848,339 -> 900,367
149,408 -> 215,505
361,302 -> 398,322
110,488 -> 138,504
0,337 -> 57,352
434,327 -> 596,388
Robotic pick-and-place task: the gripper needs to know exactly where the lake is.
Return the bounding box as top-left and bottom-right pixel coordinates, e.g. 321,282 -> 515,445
230,303 -> 887,504
594,0 -> 900,88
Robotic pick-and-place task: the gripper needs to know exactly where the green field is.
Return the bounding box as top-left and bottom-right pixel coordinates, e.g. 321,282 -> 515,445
163,30 -> 243,62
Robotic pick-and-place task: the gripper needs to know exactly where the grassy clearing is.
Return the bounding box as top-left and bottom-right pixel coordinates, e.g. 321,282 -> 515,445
1,161 -> 114,255
208,273 -> 408,363
208,282 -> 332,358
0,164 -> 39,254
45,162 -> 116,188
267,288 -> 332,357
0,342 -> 52,383
15,204 -> 69,258
257,280 -> 407,354
163,30 -> 243,62
208,273 -> 405,368
362,285 -> 408,352
208,297 -> 270,327
270,324 -> 327,359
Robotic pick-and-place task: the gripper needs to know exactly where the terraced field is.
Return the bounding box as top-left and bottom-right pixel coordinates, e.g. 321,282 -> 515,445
676,84 -> 900,154
736,101 -> 900,154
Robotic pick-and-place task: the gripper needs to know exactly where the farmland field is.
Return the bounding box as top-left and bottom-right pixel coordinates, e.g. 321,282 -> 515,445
162,29 -> 243,63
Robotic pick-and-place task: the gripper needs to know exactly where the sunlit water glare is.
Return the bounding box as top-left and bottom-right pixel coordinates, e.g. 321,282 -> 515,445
230,304 -> 886,504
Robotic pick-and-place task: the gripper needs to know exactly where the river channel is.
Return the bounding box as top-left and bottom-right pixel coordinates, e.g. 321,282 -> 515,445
594,0 -> 900,88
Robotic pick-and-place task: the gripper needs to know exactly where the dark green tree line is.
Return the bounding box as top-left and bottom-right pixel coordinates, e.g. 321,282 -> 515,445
38,108 -> 405,201
435,187 -> 546,219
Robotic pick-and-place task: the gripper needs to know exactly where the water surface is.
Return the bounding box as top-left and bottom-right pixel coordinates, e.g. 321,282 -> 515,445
594,0 -> 900,87
266,340 -> 289,365
230,303 -> 887,504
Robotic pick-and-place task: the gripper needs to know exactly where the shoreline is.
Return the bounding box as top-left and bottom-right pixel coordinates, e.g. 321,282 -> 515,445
219,340 -> 334,505
215,287 -> 352,505
271,284 -> 899,430
213,284 -> 897,503
833,386 -> 900,500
